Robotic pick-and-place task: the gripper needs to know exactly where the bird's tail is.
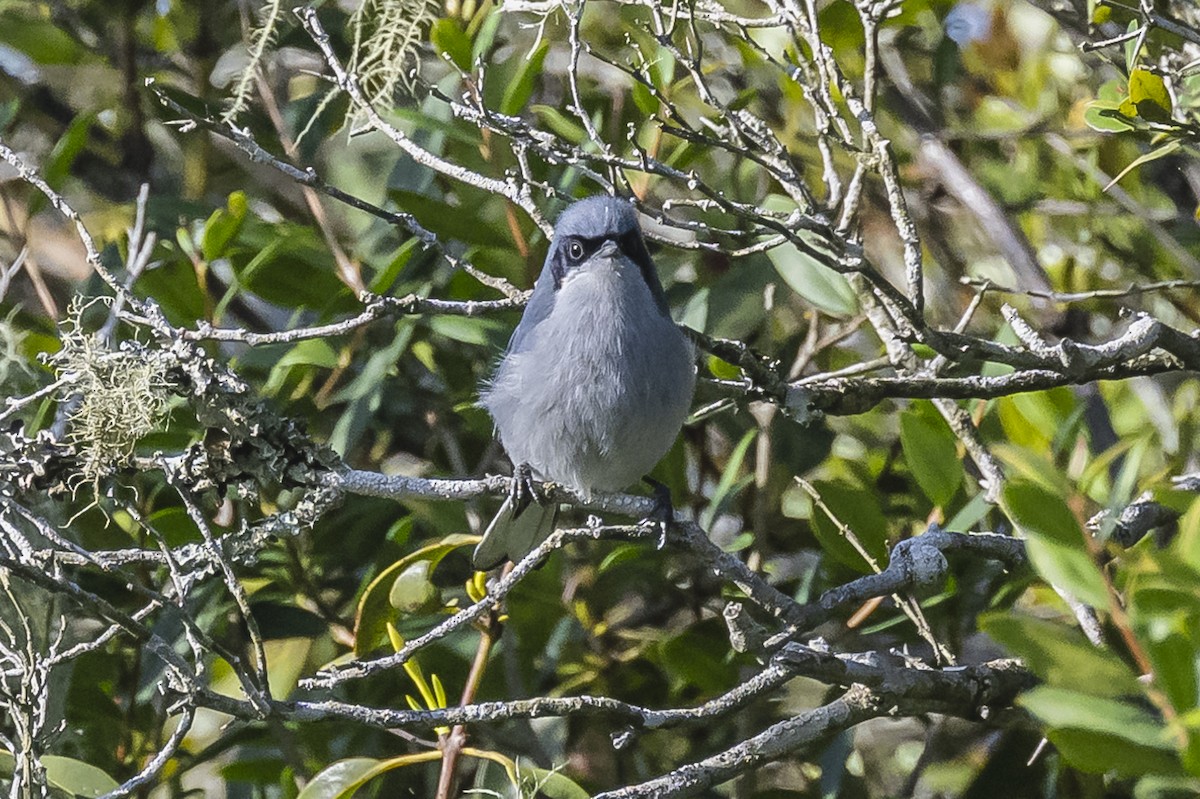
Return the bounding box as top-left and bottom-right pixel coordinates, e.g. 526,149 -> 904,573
472,495 -> 558,571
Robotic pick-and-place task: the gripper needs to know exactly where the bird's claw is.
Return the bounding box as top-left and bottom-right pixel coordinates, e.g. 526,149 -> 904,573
511,463 -> 543,518
642,476 -> 675,549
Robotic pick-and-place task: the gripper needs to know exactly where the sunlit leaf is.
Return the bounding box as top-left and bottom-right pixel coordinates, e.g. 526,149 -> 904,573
809,480 -> 890,573
501,42 -> 548,116
899,401 -> 962,507
354,532 -> 480,657
1001,481 -> 1109,607
767,241 -> 858,317
981,613 -> 1141,697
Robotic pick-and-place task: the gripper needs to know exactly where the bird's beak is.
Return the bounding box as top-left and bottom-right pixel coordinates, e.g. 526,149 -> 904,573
597,239 -> 620,258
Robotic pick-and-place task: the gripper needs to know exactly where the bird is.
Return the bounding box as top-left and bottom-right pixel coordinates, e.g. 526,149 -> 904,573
473,196 -> 697,569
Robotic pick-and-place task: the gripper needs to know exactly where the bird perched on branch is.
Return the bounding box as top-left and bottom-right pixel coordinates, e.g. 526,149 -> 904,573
474,196 -> 696,569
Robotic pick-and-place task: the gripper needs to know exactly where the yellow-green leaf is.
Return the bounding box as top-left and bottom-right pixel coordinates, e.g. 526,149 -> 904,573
1001,481 -> 1108,607
1126,68 -> 1172,121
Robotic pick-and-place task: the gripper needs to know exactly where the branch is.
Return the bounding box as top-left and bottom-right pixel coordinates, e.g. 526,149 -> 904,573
593,653 -> 1033,798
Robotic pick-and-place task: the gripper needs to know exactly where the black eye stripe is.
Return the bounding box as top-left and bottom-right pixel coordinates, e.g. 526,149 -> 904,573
549,228 -> 665,310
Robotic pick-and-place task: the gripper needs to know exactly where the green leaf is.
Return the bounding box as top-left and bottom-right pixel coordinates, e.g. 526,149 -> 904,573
531,105 -> 587,145
388,560 -> 440,614
428,315 -> 509,346
430,18 -> 472,72
767,241 -> 858,317
899,402 -> 962,507
1174,497 -> 1200,572
1105,140 -> 1183,191
42,756 -> 121,798
136,256 -> 207,325
654,628 -> 738,695
26,113 -> 93,217
1001,480 -> 1109,607
945,491 -> 992,532
1084,101 -> 1136,133
1020,687 -> 1182,777
0,13 -> 86,64
809,480 -> 890,573
262,339 -> 340,396
1124,20 -> 1141,74
369,236 -> 422,294
295,758 -> 380,799
501,42 -> 548,116
0,752 -> 120,798
387,190 -> 510,247
517,764 -> 590,799
598,543 -> 642,574
202,191 -> 249,261
631,80 -> 659,117
296,751 -> 447,799
700,428 -> 756,530
232,231 -> 354,311
1123,68 -> 1172,122
470,9 -> 502,63
706,354 -> 741,380
43,114 -> 93,191
980,613 -> 1141,698
353,532 -> 480,657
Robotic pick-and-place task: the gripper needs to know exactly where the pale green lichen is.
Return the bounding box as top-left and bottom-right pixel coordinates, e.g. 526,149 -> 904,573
54,298 -> 171,482
0,310 -> 25,389
347,0 -> 441,117
222,0 -> 286,125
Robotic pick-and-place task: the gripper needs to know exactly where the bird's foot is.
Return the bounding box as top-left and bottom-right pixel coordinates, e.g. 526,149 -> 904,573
511,462 -> 543,518
642,476 -> 675,549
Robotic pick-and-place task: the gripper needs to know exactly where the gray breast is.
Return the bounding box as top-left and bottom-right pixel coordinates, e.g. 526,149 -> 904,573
482,255 -> 695,494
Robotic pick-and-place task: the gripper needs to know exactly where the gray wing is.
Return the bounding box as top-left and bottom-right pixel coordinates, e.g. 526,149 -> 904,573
506,265 -> 557,355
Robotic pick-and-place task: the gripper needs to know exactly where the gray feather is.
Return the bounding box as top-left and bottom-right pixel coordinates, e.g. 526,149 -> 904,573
475,196 -> 695,567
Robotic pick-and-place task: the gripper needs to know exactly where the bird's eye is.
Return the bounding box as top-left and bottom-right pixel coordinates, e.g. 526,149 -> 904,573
567,239 -> 585,263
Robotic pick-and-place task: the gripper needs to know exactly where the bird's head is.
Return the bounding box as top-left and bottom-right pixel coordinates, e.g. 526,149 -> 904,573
544,196 -> 669,312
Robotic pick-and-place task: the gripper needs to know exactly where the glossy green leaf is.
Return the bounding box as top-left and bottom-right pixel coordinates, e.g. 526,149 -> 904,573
1123,68 -> 1173,121
295,758 -> 380,799
500,42 -> 548,116
767,241 -> 858,317
388,560 -> 440,614
353,532 -> 479,657
202,191 -> 249,261
1001,480 -> 1109,607
899,402 -> 962,507
430,18 -> 472,72
980,613 -> 1141,698
809,480 -> 890,573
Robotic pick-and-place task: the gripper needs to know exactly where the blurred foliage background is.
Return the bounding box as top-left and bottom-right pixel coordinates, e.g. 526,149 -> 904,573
1,0 -> 1200,796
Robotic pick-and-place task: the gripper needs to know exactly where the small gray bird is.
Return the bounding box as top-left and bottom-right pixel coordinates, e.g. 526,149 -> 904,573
473,196 -> 696,569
